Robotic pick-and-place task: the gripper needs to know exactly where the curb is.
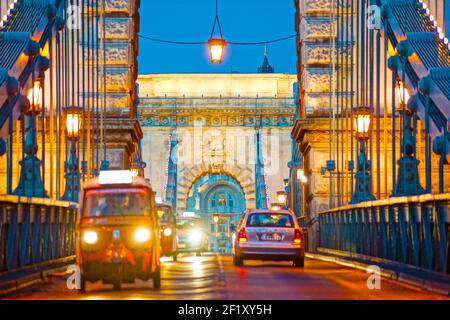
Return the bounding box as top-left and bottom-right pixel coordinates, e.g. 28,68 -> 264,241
306,252 -> 450,297
0,263 -> 74,298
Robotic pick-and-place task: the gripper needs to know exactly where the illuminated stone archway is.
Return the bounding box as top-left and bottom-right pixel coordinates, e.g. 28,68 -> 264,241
176,164 -> 255,213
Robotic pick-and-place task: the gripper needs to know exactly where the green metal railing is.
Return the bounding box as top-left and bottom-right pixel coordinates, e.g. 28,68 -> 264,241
0,196 -> 77,273
318,194 -> 450,274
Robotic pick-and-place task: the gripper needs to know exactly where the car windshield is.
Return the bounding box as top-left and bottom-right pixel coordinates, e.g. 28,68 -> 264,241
247,213 -> 294,228
158,206 -> 175,224
83,188 -> 151,217
176,219 -> 200,230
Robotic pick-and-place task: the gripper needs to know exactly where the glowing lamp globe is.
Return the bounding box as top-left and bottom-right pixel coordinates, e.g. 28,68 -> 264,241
208,38 -> 225,63
65,107 -> 82,139
276,191 -> 287,206
396,80 -> 410,105
353,107 -> 372,138
27,81 -> 42,113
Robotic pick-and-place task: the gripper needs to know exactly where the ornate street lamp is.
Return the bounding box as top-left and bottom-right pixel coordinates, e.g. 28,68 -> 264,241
296,168 -> 307,184
276,190 -> 287,209
62,106 -> 82,202
270,203 -> 280,211
13,79 -> 48,198
350,106 -> 375,204
394,79 -> 425,196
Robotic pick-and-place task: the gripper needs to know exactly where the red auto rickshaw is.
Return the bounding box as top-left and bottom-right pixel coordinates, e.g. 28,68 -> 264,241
77,170 -> 161,291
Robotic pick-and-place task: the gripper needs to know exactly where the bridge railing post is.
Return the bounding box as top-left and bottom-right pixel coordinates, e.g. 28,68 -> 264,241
398,203 -> 409,264
420,201 -> 434,269
42,205 -> 51,262
363,207 -> 371,256
388,205 -> 398,261
18,203 -> 30,268
378,205 -> 388,259
435,200 -> 449,273
408,202 -> 421,267
371,206 -> 379,258
31,204 -> 42,265
0,202 -> 5,272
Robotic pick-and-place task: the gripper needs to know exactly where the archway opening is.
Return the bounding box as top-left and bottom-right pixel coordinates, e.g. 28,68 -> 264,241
185,173 -> 245,253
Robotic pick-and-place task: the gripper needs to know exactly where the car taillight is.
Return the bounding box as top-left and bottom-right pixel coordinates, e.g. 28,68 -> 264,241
238,228 -> 247,242
293,229 -> 303,245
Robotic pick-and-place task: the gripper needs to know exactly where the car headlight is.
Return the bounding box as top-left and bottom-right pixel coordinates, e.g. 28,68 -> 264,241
134,228 -> 151,243
189,230 -> 202,244
83,231 -> 98,244
163,227 -> 172,237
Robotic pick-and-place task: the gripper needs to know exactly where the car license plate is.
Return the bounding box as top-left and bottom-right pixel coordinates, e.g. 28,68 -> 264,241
178,243 -> 187,248
259,233 -> 283,241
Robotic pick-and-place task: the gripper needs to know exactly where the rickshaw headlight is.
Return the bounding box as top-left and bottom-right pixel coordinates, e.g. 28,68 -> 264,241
163,227 -> 172,237
134,228 -> 151,243
83,231 -> 98,244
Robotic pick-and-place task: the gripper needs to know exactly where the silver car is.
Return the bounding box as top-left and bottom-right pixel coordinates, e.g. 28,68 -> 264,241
232,209 -> 305,267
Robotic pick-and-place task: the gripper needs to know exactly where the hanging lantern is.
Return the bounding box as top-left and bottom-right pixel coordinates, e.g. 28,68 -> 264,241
208,0 -> 226,64
208,38 -> 226,63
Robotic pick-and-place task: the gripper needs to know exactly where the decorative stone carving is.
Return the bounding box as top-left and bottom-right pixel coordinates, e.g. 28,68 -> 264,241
105,68 -> 131,92
105,43 -> 130,65
105,0 -> 131,14
302,68 -> 335,93
300,0 -> 333,15
301,17 -> 336,41
103,18 -> 130,40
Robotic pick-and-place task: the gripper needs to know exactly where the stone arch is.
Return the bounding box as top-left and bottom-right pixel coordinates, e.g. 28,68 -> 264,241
176,163 -> 255,212
199,180 -> 245,213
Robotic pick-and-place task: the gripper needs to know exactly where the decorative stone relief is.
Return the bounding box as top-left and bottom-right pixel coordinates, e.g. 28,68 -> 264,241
105,93 -> 130,109
303,44 -> 332,65
105,68 -> 131,92
300,0 -> 333,15
105,0 -> 131,14
102,18 -> 130,40
105,43 -> 130,65
302,68 -> 335,93
301,17 -> 336,41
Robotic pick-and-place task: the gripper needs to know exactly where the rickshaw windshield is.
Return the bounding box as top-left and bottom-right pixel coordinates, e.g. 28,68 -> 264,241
176,219 -> 200,230
157,206 -> 175,224
83,188 -> 151,217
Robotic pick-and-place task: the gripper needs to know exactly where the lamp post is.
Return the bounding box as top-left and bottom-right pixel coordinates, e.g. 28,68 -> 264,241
296,168 -> 307,217
350,106 -> 375,204
208,0 -> 226,64
394,80 -> 425,196
212,213 -> 220,252
62,106 -> 82,202
13,79 -> 48,198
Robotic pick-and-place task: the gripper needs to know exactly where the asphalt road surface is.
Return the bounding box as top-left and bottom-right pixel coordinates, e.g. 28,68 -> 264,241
2,254 -> 448,300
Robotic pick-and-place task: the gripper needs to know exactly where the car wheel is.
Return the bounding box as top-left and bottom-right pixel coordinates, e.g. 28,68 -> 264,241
153,268 -> 161,290
233,255 -> 244,266
293,256 -> 305,268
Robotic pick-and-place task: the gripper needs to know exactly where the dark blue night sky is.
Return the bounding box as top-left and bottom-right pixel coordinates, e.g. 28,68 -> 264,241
137,0 -> 296,74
